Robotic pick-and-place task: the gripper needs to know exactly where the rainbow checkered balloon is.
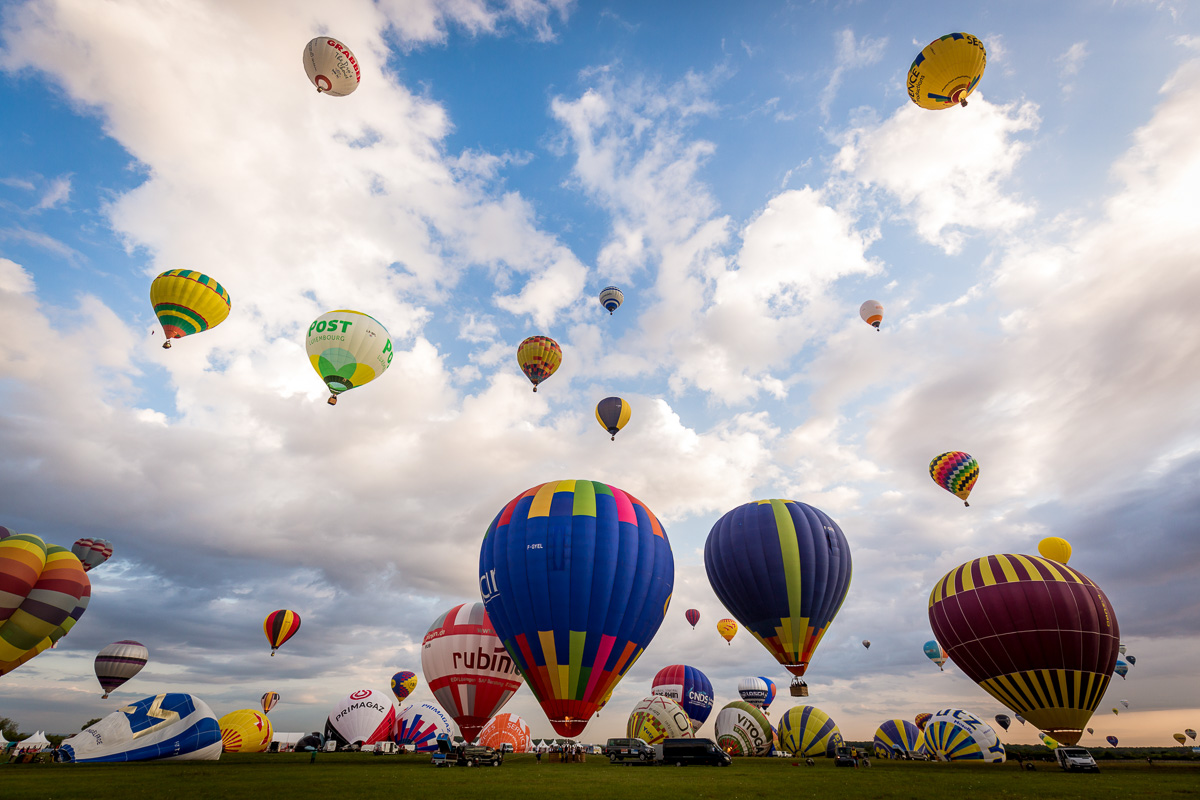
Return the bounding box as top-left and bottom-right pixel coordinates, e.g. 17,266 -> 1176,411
929,451 -> 979,506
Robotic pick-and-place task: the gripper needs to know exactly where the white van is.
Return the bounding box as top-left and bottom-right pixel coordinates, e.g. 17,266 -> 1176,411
1054,747 -> 1099,772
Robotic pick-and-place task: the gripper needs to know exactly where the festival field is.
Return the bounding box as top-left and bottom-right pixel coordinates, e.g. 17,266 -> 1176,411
3,754 -> 1199,800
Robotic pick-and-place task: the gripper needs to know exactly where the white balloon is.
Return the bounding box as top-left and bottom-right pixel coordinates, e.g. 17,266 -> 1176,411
737,676 -> 769,707
302,37 -> 361,96
626,695 -> 693,745
57,693 -> 222,763
921,708 -> 1006,763
859,300 -> 884,329
396,702 -> 454,752
324,688 -> 396,747
714,701 -> 773,756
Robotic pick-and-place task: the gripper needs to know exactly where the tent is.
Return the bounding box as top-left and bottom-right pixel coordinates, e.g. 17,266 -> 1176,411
19,731 -> 51,751
271,732 -> 306,752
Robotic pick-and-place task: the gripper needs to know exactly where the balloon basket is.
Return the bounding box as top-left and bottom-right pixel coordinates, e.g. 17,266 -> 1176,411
789,679 -> 808,697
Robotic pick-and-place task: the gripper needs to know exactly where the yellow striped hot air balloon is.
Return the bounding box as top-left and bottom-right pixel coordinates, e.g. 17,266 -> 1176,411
907,33 -> 987,110
219,709 -> 273,753
149,270 -> 231,349
0,534 -> 90,675
717,618 -> 738,645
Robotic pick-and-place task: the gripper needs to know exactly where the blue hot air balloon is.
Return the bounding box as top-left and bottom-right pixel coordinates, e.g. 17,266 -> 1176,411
873,718 -> 926,759
479,479 -> 674,738
704,500 -> 851,683
651,664 -> 714,732
1114,659 -> 1128,679
759,677 -> 778,712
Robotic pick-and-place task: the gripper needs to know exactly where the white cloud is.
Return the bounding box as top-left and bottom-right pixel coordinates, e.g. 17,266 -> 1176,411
818,28 -> 888,120
1056,40 -> 1089,95
34,173 -> 71,209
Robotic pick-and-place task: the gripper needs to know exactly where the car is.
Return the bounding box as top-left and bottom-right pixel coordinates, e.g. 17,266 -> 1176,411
604,737 -> 655,764
653,738 -> 732,767
1054,747 -> 1099,773
834,745 -> 857,767
431,735 -> 504,767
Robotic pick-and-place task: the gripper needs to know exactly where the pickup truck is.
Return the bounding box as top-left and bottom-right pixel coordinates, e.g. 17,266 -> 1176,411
1054,747 -> 1099,773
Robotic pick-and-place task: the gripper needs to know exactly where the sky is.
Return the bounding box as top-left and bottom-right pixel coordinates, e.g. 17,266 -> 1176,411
1,0 -> 1198,749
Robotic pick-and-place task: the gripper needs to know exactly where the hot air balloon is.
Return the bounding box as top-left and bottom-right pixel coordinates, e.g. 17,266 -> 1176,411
1186,729 -> 1197,741
599,286 -> 624,315
859,300 -> 883,331
478,713 -> 532,753
390,670 -> 418,704
1174,733 -> 1188,746
263,609 -> 300,656
923,640 -> 948,671
149,270 -> 230,349
0,534 -> 90,676
1106,735 -> 1118,747
1016,715 -> 1026,725
1120,700 -> 1129,708
1119,643 -> 1127,654
219,709 -> 273,753
651,665 -> 714,733
302,37 -> 360,95
1115,660 -> 1129,679
595,397 -> 631,441
71,538 -> 113,572
759,677 -> 778,714
915,713 -> 932,731
907,33 -> 986,110
714,701 -> 773,756
516,336 -> 561,392
778,705 -> 842,758
627,695 -> 694,745
421,602 -> 523,743
306,310 -> 393,405
928,553 -> 1120,745
94,640 -> 148,698
57,694 -> 222,763
705,499 -> 851,697
1112,708 -> 1119,715
685,609 -> 700,629
929,451 -> 979,506
921,709 -> 1005,763
478,479 -> 674,737
395,702 -> 453,752
1037,536 -> 1072,564
324,689 -> 396,749
994,714 -> 1011,732
1087,727 -> 1093,735
717,618 -> 738,644
261,692 -> 280,714
1038,732 -> 1060,749
1126,655 -> 1136,666
738,677 -> 770,707
873,719 -> 925,759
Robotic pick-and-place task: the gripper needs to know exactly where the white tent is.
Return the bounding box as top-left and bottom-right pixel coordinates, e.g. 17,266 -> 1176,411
271,732 -> 305,751
19,731 -> 51,751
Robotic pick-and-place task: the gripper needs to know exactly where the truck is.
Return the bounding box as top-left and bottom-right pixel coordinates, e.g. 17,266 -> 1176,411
431,735 -> 504,767
1054,747 -> 1099,773
653,738 -> 732,767
604,737 -> 655,764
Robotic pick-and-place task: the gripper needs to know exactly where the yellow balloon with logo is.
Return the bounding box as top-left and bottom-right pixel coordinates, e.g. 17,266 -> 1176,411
149,270 -> 231,349
306,310 -> 393,405
907,33 -> 987,110
218,709 -> 273,753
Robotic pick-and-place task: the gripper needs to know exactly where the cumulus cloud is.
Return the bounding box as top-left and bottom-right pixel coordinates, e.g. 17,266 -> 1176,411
819,28 -> 888,120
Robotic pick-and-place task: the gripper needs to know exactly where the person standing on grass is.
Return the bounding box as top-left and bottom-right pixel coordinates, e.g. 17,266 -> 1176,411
536,749 -> 542,765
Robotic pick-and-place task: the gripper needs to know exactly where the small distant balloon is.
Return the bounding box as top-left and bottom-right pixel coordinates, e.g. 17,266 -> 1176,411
1112,708 -> 1119,716
859,300 -> 883,330
391,670 -> 418,704
1106,735 -> 1119,747
915,713 -> 932,731
1037,536 -> 1072,564
1174,733 -> 1187,746
598,286 -> 624,315
1120,700 -> 1129,708
264,609 -> 301,656
1086,727 -> 1094,735
150,270 -> 231,349
1119,643 -> 1127,654
1015,715 -> 1026,725
1114,660 -> 1128,679
261,692 -> 280,714
717,618 -> 738,645
595,397 -> 631,441
907,33 -> 987,110
94,640 -> 148,699
302,37 -> 360,96
1126,655 -> 1136,666
994,714 -> 1010,731
923,640 -> 948,671
1185,729 -> 1197,741
685,609 -> 700,629
516,336 -> 562,392
929,451 -> 979,506
71,538 -> 113,572
862,640 -> 871,649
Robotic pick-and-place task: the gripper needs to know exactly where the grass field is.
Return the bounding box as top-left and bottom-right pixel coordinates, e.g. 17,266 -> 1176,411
3,753 -> 1199,800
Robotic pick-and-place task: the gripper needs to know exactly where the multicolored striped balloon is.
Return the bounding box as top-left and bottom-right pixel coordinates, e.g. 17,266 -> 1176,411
0,536 -> 89,673
149,269 -> 231,349
928,554 -> 1119,745
873,718 -> 925,759
263,609 -> 301,656
516,336 -> 562,392
94,640 -> 149,698
390,670 -> 418,704
71,538 -> 114,572
261,691 -> 280,714
929,451 -> 979,506
479,479 -> 674,737
777,705 -> 842,757
915,712 -> 932,731
684,608 -> 700,629
651,664 -> 714,732
598,286 -> 624,315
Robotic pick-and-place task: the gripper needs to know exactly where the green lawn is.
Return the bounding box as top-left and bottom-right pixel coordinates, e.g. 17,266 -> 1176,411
2,753 -> 1198,800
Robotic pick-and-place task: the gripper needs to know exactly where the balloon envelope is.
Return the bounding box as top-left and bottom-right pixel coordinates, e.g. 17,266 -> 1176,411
1114,659 -> 1128,679
302,37 -> 360,95
595,397 -> 632,440
1126,655 -> 1136,665
915,713 -> 932,731
306,310 -> 392,404
921,709 -> 1005,763
263,609 -> 301,654
873,719 -> 925,759
1174,733 -> 1187,745
928,554 -> 1120,745
94,640 -> 148,698
859,300 -> 883,329
651,664 -> 714,732
149,269 -> 231,347
390,670 -> 418,704
737,676 -> 769,707
684,609 -> 700,629
778,705 -> 842,757
57,693 -> 221,763
994,714 -> 1011,731
1037,537 -> 1072,564
598,286 -> 624,315
261,692 -> 280,714
1186,729 -> 1197,741
717,618 -> 738,644
0,535 -> 89,675
219,709 -> 273,753
1106,735 -> 1119,747
929,451 -> 979,505
478,713 -> 532,753
626,695 -> 694,745
421,601 -> 523,742
395,702 -> 453,752
71,538 -> 113,572
705,499 -> 852,677
923,640 -> 948,670
907,33 -> 987,110
759,677 -> 778,712
714,701 -> 773,756
516,336 -> 562,391
324,689 -> 396,748
478,479 -> 674,737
